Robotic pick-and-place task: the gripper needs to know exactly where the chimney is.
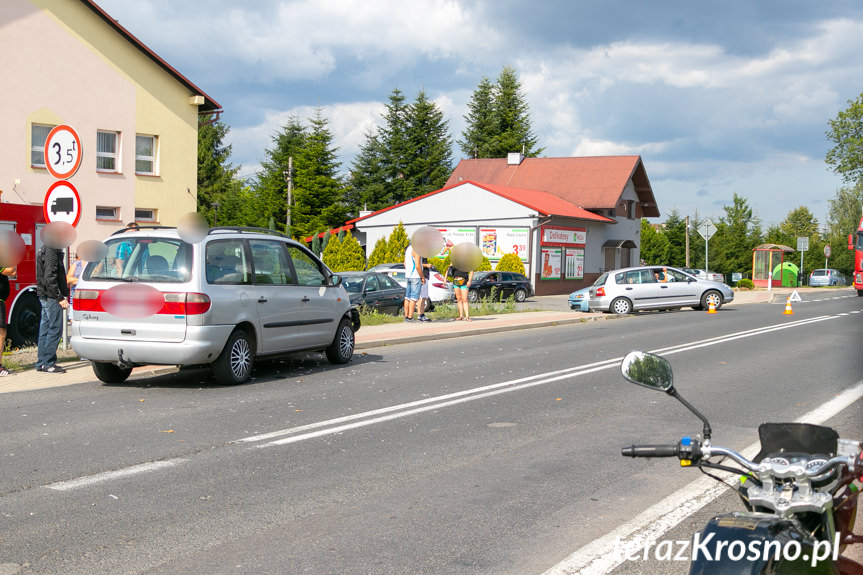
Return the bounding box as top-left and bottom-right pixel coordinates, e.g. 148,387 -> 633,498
507,152 -> 525,165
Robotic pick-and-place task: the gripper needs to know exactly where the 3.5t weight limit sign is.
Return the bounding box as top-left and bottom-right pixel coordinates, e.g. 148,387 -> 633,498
44,124 -> 83,180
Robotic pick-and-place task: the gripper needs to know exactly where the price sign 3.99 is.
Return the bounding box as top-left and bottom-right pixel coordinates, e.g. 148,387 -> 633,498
44,124 -> 83,180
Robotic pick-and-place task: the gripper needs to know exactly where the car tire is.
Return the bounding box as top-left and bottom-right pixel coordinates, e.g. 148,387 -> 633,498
610,297 -> 633,314
213,329 -> 254,385
701,290 -> 723,311
514,288 -> 528,302
467,289 -> 479,303
7,291 -> 41,348
326,317 -> 354,364
91,362 -> 133,384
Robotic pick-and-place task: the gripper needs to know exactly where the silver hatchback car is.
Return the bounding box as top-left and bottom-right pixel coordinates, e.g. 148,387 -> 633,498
71,227 -> 360,385
588,266 -> 734,314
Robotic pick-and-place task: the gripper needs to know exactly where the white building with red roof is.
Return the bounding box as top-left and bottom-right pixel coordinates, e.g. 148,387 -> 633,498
350,153 -> 659,296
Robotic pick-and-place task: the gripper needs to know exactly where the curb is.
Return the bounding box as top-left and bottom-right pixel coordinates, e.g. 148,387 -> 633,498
355,314 -> 614,350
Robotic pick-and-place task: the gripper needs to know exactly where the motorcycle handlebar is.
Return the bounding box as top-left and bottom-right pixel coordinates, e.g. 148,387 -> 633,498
621,444 -> 679,457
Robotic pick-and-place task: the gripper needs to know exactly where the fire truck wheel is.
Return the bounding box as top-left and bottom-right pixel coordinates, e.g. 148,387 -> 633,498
8,292 -> 41,349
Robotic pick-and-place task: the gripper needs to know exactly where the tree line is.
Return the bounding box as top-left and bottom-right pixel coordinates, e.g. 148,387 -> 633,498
639,186 -> 863,281
196,66 -> 540,242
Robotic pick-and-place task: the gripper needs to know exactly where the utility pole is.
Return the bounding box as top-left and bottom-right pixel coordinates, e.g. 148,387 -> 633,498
685,215 -> 690,267
283,157 -> 293,237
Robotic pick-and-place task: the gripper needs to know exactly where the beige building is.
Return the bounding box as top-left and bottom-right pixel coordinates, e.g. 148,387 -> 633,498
0,0 -> 220,248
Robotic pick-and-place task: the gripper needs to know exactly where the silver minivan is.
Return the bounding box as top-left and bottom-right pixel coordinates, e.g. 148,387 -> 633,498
588,266 -> 734,314
71,227 -> 359,385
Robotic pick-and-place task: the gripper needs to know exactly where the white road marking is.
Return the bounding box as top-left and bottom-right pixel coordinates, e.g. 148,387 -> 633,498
43,312 -> 852,493
542,380 -> 863,575
46,459 -> 188,491
244,315 -> 837,449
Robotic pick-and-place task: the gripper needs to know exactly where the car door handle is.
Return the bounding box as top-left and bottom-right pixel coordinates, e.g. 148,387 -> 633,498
258,297 -> 267,303
660,285 -> 669,289
301,296 -> 310,302
625,287 -> 634,290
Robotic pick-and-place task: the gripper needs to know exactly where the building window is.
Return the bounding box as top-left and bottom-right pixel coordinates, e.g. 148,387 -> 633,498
31,124 -> 53,167
136,134 -> 157,175
96,206 -> 120,221
96,131 -> 120,172
135,208 -> 158,222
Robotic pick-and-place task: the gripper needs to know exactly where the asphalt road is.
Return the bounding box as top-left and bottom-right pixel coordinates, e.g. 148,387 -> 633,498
0,294 -> 860,575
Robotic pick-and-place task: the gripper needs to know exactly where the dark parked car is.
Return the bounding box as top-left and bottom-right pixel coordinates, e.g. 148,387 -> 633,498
467,271 -> 533,303
340,271 -> 405,315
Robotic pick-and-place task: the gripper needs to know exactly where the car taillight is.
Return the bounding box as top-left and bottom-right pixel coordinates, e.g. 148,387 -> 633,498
431,283 -> 446,289
162,293 -> 211,315
69,290 -> 211,316
596,287 -> 606,297
73,289 -> 102,311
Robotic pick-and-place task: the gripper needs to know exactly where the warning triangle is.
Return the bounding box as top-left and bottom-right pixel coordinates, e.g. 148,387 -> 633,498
789,290 -> 803,302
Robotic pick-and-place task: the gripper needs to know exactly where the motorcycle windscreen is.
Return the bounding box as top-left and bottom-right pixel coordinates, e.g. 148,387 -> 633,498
753,422 -> 839,462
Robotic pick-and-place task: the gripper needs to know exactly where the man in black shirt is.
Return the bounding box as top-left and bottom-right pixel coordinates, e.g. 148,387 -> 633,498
35,245 -> 69,373
0,265 -> 16,376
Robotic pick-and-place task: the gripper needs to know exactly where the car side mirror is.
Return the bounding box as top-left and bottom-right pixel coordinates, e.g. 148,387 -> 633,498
331,274 -> 342,287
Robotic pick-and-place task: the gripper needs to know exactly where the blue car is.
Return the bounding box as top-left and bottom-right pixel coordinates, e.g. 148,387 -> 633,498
568,287 -> 590,311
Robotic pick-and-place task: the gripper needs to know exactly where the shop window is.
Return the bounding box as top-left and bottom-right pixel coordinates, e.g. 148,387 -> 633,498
31,124 -> 53,167
136,134 -> 158,175
97,131 -> 120,172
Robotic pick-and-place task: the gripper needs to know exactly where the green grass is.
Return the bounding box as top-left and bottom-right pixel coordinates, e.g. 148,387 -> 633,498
356,295 -> 533,326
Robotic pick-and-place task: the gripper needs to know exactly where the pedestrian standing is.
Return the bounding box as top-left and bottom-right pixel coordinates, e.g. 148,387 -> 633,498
448,264 -> 473,321
0,265 -> 17,376
416,241 -> 453,322
66,252 -> 83,321
35,244 -> 69,373
403,243 -> 424,322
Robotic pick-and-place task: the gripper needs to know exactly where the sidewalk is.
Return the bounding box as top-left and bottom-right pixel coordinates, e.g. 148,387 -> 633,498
0,286 -> 833,395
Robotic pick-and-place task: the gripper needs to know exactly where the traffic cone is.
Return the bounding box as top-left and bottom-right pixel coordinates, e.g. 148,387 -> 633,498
707,301 -> 717,314
783,296 -> 794,315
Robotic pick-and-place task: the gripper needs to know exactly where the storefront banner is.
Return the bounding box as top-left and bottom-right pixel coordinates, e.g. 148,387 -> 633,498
479,227 -> 529,261
437,227 -> 477,247
540,247 -> 562,279
565,248 -> 584,279
541,226 -> 586,246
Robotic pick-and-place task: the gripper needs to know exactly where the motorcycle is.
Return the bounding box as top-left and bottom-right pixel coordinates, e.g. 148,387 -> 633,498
619,351 -> 863,574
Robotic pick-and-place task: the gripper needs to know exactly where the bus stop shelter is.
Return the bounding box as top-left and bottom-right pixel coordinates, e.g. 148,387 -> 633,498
752,244 -> 795,288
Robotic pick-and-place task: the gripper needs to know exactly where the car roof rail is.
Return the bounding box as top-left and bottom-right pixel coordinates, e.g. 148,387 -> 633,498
109,225 -> 175,236
208,226 -> 290,238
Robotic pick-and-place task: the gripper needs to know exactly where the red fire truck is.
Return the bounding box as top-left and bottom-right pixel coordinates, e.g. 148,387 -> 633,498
1,202 -> 47,348
850,213 -> 863,297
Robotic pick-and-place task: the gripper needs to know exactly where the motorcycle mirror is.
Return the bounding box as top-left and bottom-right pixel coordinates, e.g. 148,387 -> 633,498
621,351 -> 674,392
621,351 -> 713,440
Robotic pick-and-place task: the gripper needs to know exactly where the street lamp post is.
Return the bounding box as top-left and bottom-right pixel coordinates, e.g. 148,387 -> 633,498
212,201 -> 220,227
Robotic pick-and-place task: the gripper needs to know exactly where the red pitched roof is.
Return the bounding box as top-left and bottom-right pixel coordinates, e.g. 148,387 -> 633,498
446,156 -> 659,217
347,180 -> 614,225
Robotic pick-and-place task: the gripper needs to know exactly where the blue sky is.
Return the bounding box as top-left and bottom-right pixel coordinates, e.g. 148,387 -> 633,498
95,0 -> 863,228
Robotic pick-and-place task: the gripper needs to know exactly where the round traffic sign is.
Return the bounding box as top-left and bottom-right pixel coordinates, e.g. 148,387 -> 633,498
43,180 -> 82,227
44,124 -> 83,180
824,245 -> 831,258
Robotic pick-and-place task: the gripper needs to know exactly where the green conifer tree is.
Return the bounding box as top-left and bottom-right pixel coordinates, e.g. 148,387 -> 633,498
338,231 -> 366,271
367,237 -> 389,269
387,222 -> 410,263
322,231 -> 342,271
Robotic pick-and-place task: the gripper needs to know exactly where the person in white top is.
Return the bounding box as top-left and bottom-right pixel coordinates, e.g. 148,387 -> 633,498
403,244 -> 424,322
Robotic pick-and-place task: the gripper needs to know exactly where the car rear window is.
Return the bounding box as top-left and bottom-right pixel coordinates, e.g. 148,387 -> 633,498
811,270 -> 827,276
84,237 -> 192,283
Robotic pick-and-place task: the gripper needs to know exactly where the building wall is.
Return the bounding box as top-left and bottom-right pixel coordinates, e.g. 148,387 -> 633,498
0,0 -> 202,251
